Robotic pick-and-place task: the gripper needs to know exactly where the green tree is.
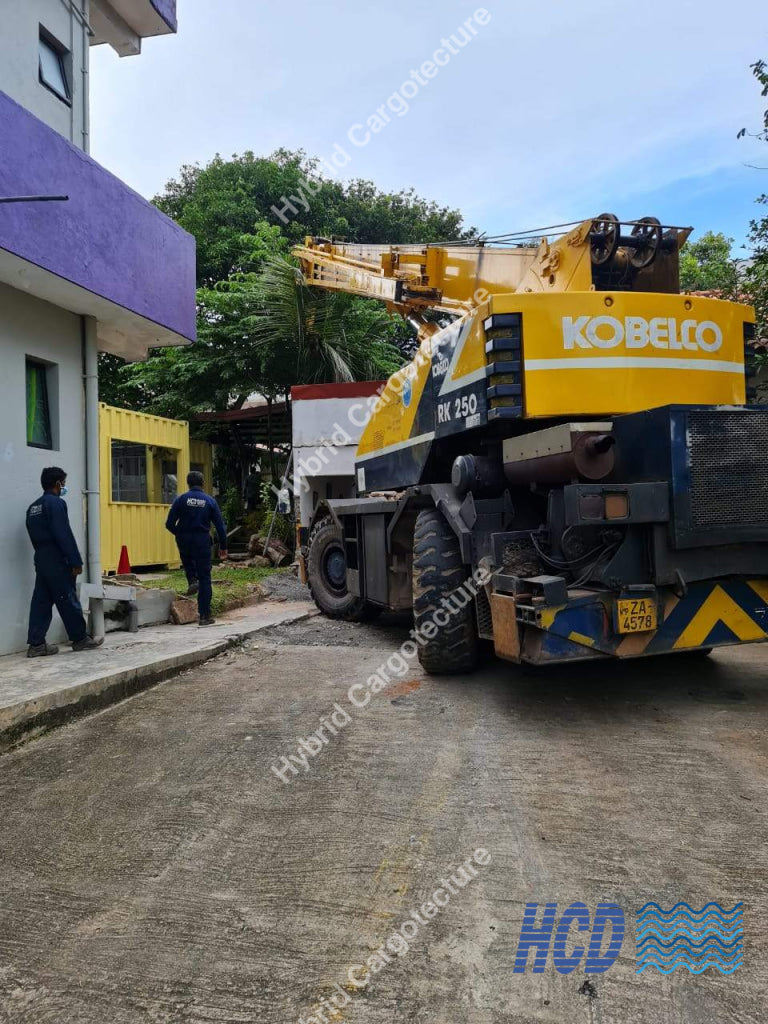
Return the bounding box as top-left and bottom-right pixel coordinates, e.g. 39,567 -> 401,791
113,249 -> 404,480
243,255 -> 404,387
679,231 -> 739,295
746,207 -> 768,337
154,149 -> 472,286
97,352 -> 148,410
101,151 -> 471,413
737,58 -> 768,402
743,61 -> 768,354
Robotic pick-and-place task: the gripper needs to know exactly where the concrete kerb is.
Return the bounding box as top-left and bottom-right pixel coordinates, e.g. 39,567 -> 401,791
0,606 -> 318,753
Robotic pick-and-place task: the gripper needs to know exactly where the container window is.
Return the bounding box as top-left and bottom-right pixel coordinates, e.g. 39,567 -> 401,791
111,441 -> 148,502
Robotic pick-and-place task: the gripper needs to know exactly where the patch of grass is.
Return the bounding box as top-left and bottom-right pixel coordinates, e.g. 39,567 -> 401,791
142,565 -> 279,617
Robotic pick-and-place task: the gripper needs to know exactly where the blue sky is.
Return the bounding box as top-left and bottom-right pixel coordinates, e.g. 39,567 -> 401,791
90,0 -> 768,248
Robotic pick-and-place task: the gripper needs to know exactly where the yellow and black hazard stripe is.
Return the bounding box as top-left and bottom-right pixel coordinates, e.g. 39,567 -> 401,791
531,578 -> 768,663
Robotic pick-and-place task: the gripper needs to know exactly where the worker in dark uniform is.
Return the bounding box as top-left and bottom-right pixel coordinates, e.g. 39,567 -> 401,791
244,464 -> 261,512
165,471 -> 228,625
25,467 -> 104,658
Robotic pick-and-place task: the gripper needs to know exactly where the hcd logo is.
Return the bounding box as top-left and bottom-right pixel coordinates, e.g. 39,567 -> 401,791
636,902 -> 743,974
513,903 -> 625,974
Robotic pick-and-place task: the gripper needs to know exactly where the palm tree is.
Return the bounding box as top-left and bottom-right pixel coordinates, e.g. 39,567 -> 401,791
247,255 -> 404,385
197,256 -> 405,481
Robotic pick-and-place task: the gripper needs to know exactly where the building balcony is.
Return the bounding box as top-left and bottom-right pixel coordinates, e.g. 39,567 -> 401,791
0,88 -> 195,360
90,1 -> 178,57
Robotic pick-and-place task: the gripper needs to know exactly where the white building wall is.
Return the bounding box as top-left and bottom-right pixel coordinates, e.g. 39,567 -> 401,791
293,395 -> 372,530
292,396 -> 370,448
294,446 -> 358,532
0,0 -> 89,150
0,283 -> 86,654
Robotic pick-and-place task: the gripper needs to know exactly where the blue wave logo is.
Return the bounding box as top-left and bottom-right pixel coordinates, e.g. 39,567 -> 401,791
636,902 -> 743,974
402,378 -> 412,408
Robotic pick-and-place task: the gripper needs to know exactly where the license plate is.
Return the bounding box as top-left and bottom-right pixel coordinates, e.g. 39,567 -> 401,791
616,598 -> 657,634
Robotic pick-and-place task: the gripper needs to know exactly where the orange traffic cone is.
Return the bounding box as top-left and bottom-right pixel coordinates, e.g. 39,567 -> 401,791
117,545 -> 132,575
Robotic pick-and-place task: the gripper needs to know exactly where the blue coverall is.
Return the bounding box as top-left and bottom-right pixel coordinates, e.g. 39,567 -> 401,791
26,493 -> 88,646
165,487 -> 227,618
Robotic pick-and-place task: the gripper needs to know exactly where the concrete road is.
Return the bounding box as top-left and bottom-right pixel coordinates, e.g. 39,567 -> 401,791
0,615 -> 766,1024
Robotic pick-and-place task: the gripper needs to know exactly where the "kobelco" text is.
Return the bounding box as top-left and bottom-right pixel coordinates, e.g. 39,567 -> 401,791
562,315 -> 723,352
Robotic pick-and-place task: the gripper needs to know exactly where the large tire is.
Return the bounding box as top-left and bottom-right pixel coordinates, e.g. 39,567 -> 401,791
307,516 -> 381,622
412,507 -> 478,675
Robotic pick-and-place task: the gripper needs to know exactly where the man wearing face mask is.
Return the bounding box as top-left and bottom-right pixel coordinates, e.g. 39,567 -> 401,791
25,467 -> 104,658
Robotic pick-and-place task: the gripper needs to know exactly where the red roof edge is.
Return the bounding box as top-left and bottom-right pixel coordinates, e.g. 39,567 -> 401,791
291,381 -> 386,401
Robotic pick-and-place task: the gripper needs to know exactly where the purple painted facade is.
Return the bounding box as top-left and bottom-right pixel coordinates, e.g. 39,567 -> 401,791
151,0 -> 178,33
0,89 -> 195,342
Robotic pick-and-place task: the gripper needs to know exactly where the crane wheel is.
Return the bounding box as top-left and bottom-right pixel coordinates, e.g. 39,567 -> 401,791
307,515 -> 382,622
412,507 -> 478,675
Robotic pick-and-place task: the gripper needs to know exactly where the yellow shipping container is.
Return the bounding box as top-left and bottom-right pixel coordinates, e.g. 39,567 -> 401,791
100,404 -> 214,573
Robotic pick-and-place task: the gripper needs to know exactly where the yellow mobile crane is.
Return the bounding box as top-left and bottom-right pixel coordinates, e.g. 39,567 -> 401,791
295,217 -> 768,672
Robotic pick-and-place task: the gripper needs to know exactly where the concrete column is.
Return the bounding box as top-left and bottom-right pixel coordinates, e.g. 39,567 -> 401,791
83,315 -> 104,638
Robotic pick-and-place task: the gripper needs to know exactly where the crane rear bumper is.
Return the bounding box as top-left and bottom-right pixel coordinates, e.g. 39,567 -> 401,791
505,577 -> 768,665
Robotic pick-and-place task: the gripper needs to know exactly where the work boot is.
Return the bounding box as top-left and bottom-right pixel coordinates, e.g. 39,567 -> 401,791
27,643 -> 59,658
186,582 -> 199,596
71,635 -> 105,652
199,616 -> 216,627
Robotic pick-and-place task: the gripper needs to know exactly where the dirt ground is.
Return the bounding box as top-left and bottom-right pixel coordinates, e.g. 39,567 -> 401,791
0,614 -> 766,1023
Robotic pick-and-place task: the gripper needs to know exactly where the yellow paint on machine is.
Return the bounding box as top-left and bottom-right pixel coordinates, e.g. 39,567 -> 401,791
489,292 -> 749,418
539,606 -> 565,630
673,585 -> 767,649
568,631 -> 595,647
354,289 -> 752,462
450,307 -> 489,382
357,334 -> 433,457
99,404 -> 214,573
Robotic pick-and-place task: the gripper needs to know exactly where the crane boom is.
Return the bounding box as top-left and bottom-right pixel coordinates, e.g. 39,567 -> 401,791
295,236 -> 540,316
295,217 -> 694,321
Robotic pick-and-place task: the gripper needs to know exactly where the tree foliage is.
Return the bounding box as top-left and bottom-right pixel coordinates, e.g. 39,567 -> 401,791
746,201 -> 768,339
739,59 -> 768,145
744,60 -> 768,348
154,149 -> 473,287
679,232 -> 739,295
102,150 -> 472,417
231,255 -> 405,388
110,251 -> 404,422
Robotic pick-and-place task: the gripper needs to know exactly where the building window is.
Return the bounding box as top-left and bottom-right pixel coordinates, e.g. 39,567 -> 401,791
111,442 -> 148,503
26,361 -> 53,449
39,29 -> 71,103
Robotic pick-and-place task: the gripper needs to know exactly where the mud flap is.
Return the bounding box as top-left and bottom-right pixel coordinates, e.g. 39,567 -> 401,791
490,592 -> 521,662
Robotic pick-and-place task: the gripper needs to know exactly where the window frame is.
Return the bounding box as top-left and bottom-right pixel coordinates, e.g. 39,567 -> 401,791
38,27 -> 71,105
26,359 -> 55,451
